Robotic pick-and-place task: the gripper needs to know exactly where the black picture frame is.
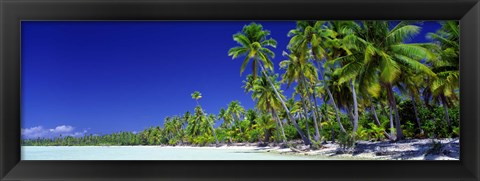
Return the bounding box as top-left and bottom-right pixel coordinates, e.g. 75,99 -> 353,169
1,0 -> 479,180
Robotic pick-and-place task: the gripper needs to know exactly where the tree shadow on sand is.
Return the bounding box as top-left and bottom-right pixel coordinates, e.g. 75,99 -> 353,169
337,139 -> 459,160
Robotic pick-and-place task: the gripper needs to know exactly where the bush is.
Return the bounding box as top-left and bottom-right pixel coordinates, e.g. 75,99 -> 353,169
401,121 -> 416,138
320,120 -> 340,141
367,123 -> 385,141
311,140 -> 323,150
355,126 -> 369,141
452,126 -> 460,137
418,105 -> 459,138
192,134 -> 214,146
338,132 -> 355,150
283,124 -> 301,140
247,127 -> 262,142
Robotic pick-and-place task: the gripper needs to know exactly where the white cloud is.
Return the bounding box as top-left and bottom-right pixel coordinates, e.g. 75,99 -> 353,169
22,125 -> 87,139
49,125 -> 74,133
21,126 -> 49,139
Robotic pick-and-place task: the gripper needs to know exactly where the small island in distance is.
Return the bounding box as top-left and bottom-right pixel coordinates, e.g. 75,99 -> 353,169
22,21 -> 459,160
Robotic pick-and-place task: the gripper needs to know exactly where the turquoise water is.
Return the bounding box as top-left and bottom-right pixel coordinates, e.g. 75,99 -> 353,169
22,146 -> 338,160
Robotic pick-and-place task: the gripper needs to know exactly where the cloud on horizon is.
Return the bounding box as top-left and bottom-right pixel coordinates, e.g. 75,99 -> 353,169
22,125 -> 87,139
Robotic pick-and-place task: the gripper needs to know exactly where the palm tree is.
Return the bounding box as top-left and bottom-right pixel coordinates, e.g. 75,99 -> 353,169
226,101 -> 245,134
207,114 -> 219,145
218,108 -> 234,143
280,50 -> 321,142
426,21 -> 459,131
324,21 -> 367,135
191,91 -> 202,105
287,21 -> 348,134
397,69 -> 426,134
255,113 -> 275,142
189,91 -> 219,144
353,21 -> 436,140
186,106 -> 203,139
228,22 -> 310,145
164,117 -> 178,143
249,74 -> 288,143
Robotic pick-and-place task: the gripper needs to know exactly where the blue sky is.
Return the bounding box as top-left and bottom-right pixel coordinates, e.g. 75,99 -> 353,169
21,21 -> 442,138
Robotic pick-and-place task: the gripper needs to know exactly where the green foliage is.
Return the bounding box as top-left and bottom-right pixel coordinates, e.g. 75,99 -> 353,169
355,126 -> 369,141
401,121 -> 416,138
311,140 -> 322,150
368,123 -> 386,141
283,124 -> 300,140
452,126 -> 460,137
418,105 -> 459,138
338,132 -> 355,150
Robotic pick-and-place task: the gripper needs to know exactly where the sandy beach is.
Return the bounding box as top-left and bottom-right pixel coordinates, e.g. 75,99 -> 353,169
22,138 -> 459,160
266,138 -> 459,160
124,138 -> 459,160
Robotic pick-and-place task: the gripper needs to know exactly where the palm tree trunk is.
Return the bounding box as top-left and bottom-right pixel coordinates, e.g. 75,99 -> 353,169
350,80 -> 359,133
198,105 -> 218,145
379,100 -> 389,119
331,126 -> 335,143
368,95 -> 381,126
309,99 -> 321,142
300,98 -> 312,141
258,61 -> 311,145
211,123 -> 219,145
227,125 -> 233,144
232,115 -> 243,134
440,94 -> 452,131
311,84 -> 323,132
386,84 -> 404,140
300,68 -> 321,142
368,95 -> 392,139
389,104 -> 396,140
310,103 -> 321,142
346,106 -> 354,125
264,129 -> 271,142
272,109 -> 287,144
269,108 -> 281,143
411,94 -> 424,134
316,61 -> 347,133
274,121 -> 281,143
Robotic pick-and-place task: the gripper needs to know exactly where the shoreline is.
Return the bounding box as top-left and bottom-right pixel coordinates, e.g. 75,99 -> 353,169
23,138 -> 459,160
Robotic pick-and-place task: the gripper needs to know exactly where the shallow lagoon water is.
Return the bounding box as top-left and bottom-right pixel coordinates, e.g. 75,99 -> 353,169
22,146 -> 339,160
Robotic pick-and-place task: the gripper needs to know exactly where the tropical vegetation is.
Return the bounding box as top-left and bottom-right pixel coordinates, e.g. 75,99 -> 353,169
23,21 -> 460,149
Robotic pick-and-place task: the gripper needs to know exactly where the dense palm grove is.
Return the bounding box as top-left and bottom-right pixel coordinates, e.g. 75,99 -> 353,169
23,21 -> 459,148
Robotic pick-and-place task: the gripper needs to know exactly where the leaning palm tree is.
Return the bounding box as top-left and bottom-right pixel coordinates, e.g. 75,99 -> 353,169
287,21 -> 349,135
186,106 -> 203,139
190,91 -> 219,144
207,114 -> 219,145
324,21 -> 367,135
228,22 -> 310,145
280,50 -> 321,142
250,74 -> 288,143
